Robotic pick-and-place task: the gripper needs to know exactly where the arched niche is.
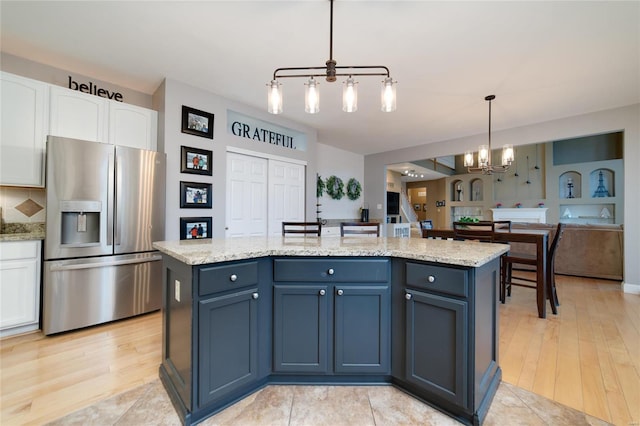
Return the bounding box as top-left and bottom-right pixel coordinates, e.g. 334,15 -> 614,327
559,171 -> 581,199
590,168 -> 614,198
470,178 -> 483,201
452,179 -> 464,202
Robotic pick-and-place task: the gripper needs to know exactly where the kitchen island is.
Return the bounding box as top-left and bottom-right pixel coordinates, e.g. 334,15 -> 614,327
153,236 -> 508,426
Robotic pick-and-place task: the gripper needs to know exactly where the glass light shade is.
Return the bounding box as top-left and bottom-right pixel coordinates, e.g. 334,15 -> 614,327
381,77 -> 396,112
304,77 -> 320,114
478,145 -> 489,166
502,144 -> 514,165
267,80 -> 282,114
463,151 -> 474,167
342,77 -> 358,112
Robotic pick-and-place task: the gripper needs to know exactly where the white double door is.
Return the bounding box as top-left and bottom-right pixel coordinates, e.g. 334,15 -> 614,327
226,152 -> 305,237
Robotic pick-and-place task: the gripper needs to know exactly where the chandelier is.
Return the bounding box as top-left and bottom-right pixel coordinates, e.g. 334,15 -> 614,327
267,0 -> 397,115
464,95 -> 514,174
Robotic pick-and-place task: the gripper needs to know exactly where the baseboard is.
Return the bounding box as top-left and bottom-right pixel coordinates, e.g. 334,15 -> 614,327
622,281 -> 640,294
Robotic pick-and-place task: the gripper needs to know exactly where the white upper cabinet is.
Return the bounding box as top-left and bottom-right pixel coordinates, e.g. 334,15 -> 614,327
109,102 -> 157,150
0,72 -> 49,187
49,85 -> 109,143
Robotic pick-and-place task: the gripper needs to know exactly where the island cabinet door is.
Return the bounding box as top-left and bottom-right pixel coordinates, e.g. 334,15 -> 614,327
334,285 -> 390,374
198,288 -> 259,408
405,289 -> 469,410
273,284 -> 329,374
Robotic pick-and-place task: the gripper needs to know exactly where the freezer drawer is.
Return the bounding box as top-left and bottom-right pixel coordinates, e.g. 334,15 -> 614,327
43,252 -> 162,335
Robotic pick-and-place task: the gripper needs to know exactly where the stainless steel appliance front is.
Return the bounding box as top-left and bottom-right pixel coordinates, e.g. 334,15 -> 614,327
44,136 -> 166,334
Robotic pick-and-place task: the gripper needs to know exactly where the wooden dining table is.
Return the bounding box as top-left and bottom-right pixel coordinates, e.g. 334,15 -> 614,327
423,228 -> 551,318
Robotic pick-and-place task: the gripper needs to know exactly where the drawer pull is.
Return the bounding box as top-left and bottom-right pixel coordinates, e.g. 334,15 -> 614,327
337,289 -> 344,296
230,274 -> 238,282
252,292 -> 259,300
427,275 -> 436,283
319,289 -> 326,296
405,293 -> 412,300
327,268 -> 335,275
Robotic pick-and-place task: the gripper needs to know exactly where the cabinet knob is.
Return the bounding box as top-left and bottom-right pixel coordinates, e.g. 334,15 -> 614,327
230,274 -> 238,282
405,293 -> 412,300
252,292 -> 259,300
427,275 -> 436,283
319,289 -> 326,296
327,268 -> 335,275
337,289 -> 344,296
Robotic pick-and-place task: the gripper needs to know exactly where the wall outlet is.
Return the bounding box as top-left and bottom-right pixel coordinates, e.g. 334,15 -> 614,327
175,280 -> 181,302
377,204 -> 382,210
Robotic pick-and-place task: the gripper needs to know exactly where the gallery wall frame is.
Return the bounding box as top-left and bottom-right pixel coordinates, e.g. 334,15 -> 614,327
181,105 -> 214,139
180,216 -> 212,240
180,181 -> 212,208
181,145 -> 212,176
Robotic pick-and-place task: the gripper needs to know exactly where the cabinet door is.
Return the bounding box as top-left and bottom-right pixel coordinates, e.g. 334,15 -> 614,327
0,72 -> 48,187
273,284 -> 329,373
405,289 -> 469,409
108,102 -> 157,150
49,85 -> 108,142
198,288 -> 258,407
334,285 -> 390,374
0,241 -> 41,333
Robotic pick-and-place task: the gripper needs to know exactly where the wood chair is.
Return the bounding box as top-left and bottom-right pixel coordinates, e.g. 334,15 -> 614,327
500,223 -> 565,314
452,221 -> 495,242
340,222 -> 380,237
282,221 -> 322,236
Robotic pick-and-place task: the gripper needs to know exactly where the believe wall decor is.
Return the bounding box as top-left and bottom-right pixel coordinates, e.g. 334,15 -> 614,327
180,217 -> 212,240
182,105 -> 214,139
180,181 -> 212,208
181,146 -> 212,176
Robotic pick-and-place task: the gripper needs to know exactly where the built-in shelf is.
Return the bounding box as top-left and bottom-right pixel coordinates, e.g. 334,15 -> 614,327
559,204 -> 614,224
491,208 -> 548,223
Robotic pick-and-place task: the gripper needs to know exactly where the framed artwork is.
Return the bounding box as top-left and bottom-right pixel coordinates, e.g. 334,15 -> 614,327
181,146 -> 212,176
180,217 -> 212,240
181,105 -> 214,139
180,181 -> 212,208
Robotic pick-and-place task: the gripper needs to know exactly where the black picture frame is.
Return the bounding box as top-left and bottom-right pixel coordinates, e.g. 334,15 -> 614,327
181,146 -> 212,176
181,105 -> 214,139
180,217 -> 212,240
180,181 -> 212,208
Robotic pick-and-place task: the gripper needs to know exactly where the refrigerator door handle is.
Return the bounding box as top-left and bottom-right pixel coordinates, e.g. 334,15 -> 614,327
107,152 -> 115,247
49,254 -> 163,271
115,154 -> 122,246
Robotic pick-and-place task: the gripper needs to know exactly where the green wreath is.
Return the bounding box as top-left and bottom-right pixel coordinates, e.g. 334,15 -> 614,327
316,174 -> 325,198
346,178 -> 362,201
325,175 -> 345,200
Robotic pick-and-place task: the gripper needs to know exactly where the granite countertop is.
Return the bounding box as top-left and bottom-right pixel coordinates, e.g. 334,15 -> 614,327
0,223 -> 45,242
153,236 -> 509,268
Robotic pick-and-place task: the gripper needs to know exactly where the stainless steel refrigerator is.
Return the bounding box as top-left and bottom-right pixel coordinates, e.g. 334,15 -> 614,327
43,136 -> 166,335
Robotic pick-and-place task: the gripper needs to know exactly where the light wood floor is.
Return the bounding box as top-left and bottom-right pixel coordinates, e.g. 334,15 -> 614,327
1,275 -> 638,426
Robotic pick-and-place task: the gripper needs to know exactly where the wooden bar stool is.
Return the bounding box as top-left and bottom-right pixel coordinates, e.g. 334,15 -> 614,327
340,222 -> 380,236
282,222 -> 322,236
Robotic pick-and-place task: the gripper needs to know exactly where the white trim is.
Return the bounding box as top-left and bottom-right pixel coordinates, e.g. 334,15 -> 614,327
622,282 -> 640,294
226,146 -> 307,166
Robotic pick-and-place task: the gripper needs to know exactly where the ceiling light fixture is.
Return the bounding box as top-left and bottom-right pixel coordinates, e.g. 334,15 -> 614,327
464,95 -> 514,174
267,0 -> 397,115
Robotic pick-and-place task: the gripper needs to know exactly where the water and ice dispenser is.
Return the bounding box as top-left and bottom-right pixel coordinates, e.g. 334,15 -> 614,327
60,200 -> 102,245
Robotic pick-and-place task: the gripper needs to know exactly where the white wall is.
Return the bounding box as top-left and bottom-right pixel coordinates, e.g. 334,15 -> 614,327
364,104 -> 640,291
316,143 -> 364,220
153,78 -> 318,240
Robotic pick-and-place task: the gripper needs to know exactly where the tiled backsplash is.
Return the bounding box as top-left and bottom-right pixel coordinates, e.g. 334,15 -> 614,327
0,186 -> 46,224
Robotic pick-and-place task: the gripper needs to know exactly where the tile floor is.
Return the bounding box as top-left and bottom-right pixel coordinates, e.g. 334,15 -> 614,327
47,380 -> 611,425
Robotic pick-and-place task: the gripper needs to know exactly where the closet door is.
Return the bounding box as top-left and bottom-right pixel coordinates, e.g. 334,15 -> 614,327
268,160 -> 305,235
226,152 -> 268,237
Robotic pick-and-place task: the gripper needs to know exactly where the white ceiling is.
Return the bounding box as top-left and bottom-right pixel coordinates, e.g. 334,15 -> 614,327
1,1 -> 638,156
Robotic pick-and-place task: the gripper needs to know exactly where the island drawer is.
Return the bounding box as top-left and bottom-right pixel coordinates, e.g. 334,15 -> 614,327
273,258 -> 389,283
198,260 -> 259,296
405,262 -> 469,297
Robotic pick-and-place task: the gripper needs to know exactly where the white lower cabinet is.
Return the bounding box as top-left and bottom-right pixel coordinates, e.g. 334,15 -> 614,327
0,240 -> 41,337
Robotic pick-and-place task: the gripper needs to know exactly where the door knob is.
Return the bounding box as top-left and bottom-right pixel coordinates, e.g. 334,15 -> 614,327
337,289 -> 344,296
230,274 -> 238,282
427,275 -> 436,283
327,268 -> 335,275
405,293 -> 412,300
252,293 -> 259,299
319,289 -> 326,296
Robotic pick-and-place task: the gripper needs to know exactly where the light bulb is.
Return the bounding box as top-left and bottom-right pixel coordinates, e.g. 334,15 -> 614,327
267,80 -> 282,114
381,77 -> 396,112
342,77 -> 358,112
305,77 -> 319,114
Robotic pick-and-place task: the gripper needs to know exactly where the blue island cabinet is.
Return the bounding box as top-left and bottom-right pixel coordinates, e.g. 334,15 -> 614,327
159,253 -> 501,426
272,257 -> 391,376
